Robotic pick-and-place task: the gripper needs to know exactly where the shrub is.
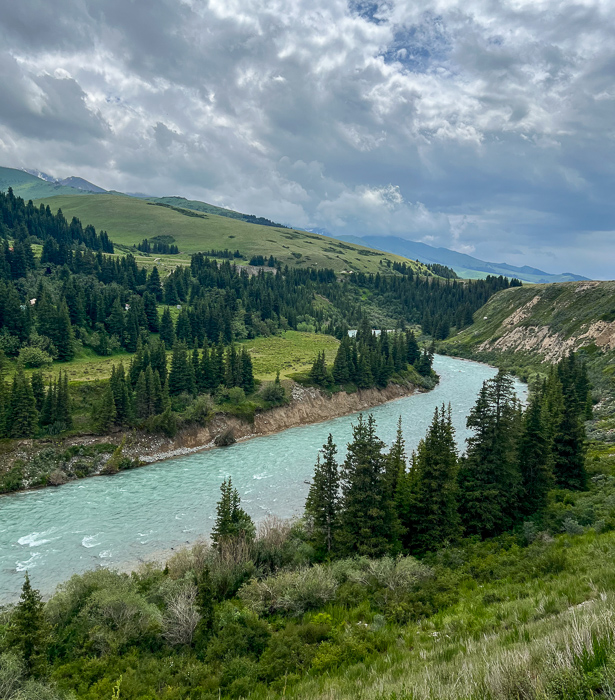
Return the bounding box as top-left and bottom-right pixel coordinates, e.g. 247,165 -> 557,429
227,387 -> 246,405
183,395 -> 214,425
239,565 -> 338,616
162,583 -> 200,646
562,518 -> 585,536
261,382 -> 286,405
17,346 -> 53,368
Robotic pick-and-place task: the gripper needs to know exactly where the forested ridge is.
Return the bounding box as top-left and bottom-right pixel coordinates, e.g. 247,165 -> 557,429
0,188 -> 518,450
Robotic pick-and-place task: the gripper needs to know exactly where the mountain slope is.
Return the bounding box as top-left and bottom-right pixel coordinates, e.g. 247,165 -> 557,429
334,234 -> 588,284
33,192 -> 429,274
0,166 -> 91,200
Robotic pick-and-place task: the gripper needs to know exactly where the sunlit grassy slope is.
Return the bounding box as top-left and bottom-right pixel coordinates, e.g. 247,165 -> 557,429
34,193 -> 426,274
22,331 -> 339,384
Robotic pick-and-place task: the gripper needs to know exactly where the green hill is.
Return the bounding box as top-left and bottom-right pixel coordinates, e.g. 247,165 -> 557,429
33,192 -> 428,274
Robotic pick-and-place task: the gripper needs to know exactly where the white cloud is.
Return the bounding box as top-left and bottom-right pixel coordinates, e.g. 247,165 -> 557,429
0,0 -> 613,276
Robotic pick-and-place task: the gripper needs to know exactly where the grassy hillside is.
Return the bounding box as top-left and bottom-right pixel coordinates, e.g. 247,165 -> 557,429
441,280 -> 615,441
0,166 -> 93,200
443,281 -> 615,366
34,193 -> 427,274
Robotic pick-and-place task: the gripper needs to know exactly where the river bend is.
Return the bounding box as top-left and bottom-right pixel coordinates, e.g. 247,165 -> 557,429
0,355 -> 525,602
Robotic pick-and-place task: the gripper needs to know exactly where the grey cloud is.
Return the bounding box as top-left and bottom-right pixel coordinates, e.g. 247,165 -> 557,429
0,0 -> 614,277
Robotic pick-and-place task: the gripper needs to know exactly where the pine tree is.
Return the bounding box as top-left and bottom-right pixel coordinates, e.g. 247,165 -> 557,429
305,434 -> 340,557
211,478 -> 255,549
147,266 -> 163,301
30,371 -> 45,412
40,380 -> 56,428
143,291 -> 160,332
54,302 -> 75,361
9,365 -> 38,438
93,384 -> 116,434
310,351 -> 328,387
240,348 -> 254,394
110,363 -> 130,423
160,307 -> 176,350
135,371 -> 150,419
552,399 -> 587,490
332,337 -> 351,384
401,406 -> 460,554
168,342 -> 192,396
56,371 -> 73,429
385,417 -> 406,500
337,414 -> 398,556
518,394 -> 554,514
458,372 -> 521,537
106,298 -> 125,344
6,573 -> 50,677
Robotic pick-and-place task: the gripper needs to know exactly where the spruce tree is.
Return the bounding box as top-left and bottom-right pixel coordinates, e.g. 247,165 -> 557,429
305,434 -> 340,557
30,371 -> 45,412
332,337 -> 351,384
110,363 -> 130,423
310,351 -> 328,387
211,478 -> 255,549
160,307 -> 176,349
135,371 -> 150,419
54,302 -> 75,361
240,348 -> 254,394
143,291 -> 160,332
40,380 -> 56,428
458,372 -> 521,537
552,400 -> 587,490
56,371 -> 73,429
337,414 -> 398,556
93,384 -> 116,434
518,394 -> 554,515
6,573 -> 50,677
401,405 -> 460,554
168,342 -> 192,396
10,365 -> 38,438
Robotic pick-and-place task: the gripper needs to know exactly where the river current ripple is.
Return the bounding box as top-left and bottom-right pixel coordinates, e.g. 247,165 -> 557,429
0,355 -> 525,603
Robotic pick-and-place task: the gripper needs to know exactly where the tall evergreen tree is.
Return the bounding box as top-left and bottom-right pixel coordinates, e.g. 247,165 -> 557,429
518,394 -> 554,515
211,478 -> 255,549
240,347 -> 254,394
9,365 -> 38,438
305,434 -> 340,557
93,384 -> 116,434
337,414 -> 398,556
458,371 -> 521,537
400,405 -> 460,554
30,371 -> 45,412
160,307 -> 176,350
552,399 -> 587,490
6,573 -> 50,677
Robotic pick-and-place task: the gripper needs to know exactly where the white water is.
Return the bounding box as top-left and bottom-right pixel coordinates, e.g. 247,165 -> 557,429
0,355 -> 525,603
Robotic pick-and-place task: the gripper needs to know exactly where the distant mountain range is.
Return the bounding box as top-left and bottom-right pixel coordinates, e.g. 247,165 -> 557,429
1,166 -> 590,283
330,234 -> 588,284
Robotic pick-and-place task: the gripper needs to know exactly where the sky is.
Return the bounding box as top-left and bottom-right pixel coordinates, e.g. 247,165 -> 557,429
0,0 -> 614,278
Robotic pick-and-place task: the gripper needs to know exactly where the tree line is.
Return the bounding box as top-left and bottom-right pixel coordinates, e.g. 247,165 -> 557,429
304,352 -> 590,558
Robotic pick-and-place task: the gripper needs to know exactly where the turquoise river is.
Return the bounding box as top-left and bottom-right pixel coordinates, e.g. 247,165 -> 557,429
0,355 -> 525,603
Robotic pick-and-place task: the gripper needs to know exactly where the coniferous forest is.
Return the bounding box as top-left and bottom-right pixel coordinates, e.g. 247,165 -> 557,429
0,188 -> 518,446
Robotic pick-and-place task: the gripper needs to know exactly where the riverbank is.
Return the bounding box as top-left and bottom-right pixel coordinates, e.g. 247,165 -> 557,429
0,378 -> 426,495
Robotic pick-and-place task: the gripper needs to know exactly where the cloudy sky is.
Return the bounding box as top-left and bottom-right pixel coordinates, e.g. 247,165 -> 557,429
1,0 -> 614,278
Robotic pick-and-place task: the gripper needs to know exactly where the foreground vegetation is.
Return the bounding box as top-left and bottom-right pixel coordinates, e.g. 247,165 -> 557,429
1,350 -> 605,700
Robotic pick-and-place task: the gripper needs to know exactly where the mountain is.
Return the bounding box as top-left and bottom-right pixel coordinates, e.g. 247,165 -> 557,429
332,234 -> 589,284
57,176 -> 107,193
0,166 -> 92,200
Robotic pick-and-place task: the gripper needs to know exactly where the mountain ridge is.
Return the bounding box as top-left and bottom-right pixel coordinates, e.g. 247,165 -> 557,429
332,233 -> 589,284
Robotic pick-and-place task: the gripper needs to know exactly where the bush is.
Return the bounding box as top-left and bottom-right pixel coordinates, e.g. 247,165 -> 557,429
227,387 -> 246,405
261,382 -> 286,405
17,346 -> 53,368
239,565 -> 338,616
183,395 -> 214,425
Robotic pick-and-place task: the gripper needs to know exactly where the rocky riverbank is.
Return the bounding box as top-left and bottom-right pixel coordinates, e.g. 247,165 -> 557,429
0,379 -> 425,494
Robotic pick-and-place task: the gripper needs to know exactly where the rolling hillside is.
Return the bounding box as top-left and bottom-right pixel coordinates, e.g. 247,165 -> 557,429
335,233 -> 588,283
33,193 -> 428,274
